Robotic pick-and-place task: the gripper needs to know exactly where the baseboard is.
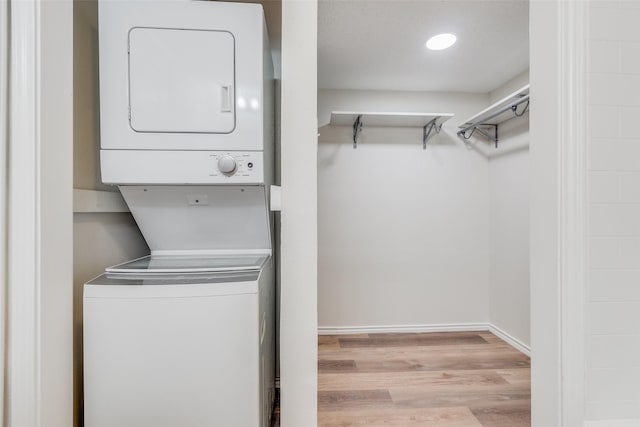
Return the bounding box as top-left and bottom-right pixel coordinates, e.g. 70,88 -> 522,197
318,322 -> 531,356
584,420 -> 640,427
318,323 -> 488,335
488,324 -> 531,357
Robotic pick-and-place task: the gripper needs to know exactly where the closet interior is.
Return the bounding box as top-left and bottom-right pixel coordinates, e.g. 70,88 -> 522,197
316,0 -> 531,425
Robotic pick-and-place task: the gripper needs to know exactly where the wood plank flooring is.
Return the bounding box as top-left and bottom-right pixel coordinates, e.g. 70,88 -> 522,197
272,331 -> 530,427
318,331 -> 530,427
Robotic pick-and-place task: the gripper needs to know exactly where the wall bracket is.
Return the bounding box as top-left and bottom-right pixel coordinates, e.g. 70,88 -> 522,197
352,114 -> 363,149
459,124 -> 498,148
329,112 -> 454,149
422,118 -> 443,149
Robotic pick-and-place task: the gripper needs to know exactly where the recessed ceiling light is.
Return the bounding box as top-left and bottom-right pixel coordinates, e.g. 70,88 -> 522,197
426,33 -> 457,51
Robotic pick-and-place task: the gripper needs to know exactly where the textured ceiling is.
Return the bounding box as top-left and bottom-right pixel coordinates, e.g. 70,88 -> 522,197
318,0 -> 529,92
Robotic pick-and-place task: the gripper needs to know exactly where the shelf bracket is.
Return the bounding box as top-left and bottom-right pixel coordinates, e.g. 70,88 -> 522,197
422,117 -> 442,149
352,115 -> 363,149
475,124 -> 498,148
512,99 -> 530,117
458,124 -> 498,148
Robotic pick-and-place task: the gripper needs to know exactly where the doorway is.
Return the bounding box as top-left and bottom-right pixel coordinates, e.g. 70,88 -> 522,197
316,1 -> 531,425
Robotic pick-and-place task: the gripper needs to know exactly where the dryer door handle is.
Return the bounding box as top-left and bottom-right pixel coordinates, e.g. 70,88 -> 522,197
220,85 -> 233,112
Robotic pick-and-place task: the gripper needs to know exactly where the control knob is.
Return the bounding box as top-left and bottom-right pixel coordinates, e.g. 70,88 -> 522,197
217,155 -> 237,176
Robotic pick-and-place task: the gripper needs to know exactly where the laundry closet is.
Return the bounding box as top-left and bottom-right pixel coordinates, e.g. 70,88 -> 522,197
316,0 -> 531,383
72,1 -> 281,426
71,0 -> 530,425
3,0 -> 635,424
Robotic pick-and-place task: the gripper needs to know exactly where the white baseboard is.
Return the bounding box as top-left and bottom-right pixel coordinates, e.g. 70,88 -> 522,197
318,322 -> 531,356
318,323 -> 488,336
488,324 -> 531,357
584,420 -> 640,427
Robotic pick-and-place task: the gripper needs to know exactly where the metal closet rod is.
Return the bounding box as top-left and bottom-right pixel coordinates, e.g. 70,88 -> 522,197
458,94 -> 530,135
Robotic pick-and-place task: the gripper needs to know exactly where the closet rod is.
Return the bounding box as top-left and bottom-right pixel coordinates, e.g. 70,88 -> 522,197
457,94 -> 529,136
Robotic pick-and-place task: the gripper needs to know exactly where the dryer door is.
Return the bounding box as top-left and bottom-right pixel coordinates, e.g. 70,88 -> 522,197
128,28 -> 235,134
98,0 -> 269,152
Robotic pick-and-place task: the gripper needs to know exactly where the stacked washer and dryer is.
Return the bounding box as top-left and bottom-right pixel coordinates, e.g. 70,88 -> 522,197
83,1 -> 276,426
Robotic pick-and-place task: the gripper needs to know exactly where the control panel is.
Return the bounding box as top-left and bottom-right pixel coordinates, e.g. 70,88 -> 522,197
210,152 -> 262,180
101,150 -> 266,184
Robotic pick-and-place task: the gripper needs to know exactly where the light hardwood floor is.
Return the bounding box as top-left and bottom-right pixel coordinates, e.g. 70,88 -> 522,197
272,331 -> 530,426
317,331 -> 530,427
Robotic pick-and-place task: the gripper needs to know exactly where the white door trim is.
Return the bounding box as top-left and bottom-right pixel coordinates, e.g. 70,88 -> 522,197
558,0 -> 588,425
531,0 -> 589,425
7,0 -> 74,426
279,0 -> 318,426
0,0 -> 9,423
8,1 -> 41,424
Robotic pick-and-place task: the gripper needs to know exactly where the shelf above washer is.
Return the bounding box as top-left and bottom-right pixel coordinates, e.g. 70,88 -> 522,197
330,111 -> 454,149
457,84 -> 530,148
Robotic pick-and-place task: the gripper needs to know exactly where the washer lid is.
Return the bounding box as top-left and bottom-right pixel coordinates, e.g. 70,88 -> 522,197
105,254 -> 268,274
85,271 -> 260,297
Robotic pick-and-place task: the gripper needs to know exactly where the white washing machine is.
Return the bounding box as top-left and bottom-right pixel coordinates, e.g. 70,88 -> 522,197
84,1 -> 275,426
84,257 -> 275,427
84,187 -> 276,427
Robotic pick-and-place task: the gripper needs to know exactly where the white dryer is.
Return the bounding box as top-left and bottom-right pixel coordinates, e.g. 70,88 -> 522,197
98,0 -> 274,185
84,1 -> 276,426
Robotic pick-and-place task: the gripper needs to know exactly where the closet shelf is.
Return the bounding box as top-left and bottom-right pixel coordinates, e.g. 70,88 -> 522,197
457,84 -> 530,148
330,111 -> 454,149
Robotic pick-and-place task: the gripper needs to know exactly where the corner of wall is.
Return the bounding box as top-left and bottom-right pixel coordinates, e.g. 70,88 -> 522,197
488,69 -> 530,104
486,76 -> 531,349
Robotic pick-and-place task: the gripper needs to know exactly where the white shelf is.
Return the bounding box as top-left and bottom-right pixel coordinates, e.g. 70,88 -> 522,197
330,111 -> 453,128
329,111 -> 454,148
74,189 -> 129,213
457,84 -> 529,147
459,84 -> 529,128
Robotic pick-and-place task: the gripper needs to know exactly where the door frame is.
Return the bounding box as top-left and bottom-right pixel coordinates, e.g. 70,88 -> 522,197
6,0 -> 74,425
530,0 -> 588,426
4,0 -> 590,426
278,0 -> 590,425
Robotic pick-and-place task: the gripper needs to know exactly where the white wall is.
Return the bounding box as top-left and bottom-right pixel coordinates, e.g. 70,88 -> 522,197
489,69 -> 530,104
488,76 -> 530,348
585,0 -> 640,421
317,90 -> 491,329
40,1 -> 75,424
72,2 -> 149,426
74,0 -> 110,193
279,0 -> 318,425
530,2 -> 563,424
